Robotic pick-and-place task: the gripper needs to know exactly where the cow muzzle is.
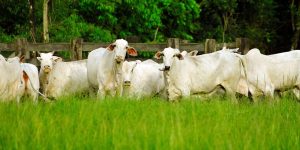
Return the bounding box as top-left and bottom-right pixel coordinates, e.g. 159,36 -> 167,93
43,66 -> 51,73
115,56 -> 124,64
124,81 -> 131,86
164,66 -> 170,71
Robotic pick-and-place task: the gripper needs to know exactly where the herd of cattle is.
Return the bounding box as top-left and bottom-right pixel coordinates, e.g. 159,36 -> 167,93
1,39 -> 300,103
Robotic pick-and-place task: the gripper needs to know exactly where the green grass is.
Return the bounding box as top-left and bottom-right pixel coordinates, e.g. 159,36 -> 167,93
0,96 -> 299,149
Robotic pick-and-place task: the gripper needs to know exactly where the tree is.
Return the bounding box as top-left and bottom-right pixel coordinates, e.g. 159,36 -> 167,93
290,0 -> 300,49
200,0 -> 237,43
43,0 -> 50,43
0,0 -> 29,40
28,0 -> 36,43
160,0 -> 201,41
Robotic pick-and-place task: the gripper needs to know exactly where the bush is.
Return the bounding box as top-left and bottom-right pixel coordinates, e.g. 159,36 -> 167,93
50,14 -> 116,42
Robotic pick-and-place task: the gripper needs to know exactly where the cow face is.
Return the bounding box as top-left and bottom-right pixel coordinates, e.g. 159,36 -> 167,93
37,52 -> 62,73
155,47 -> 183,71
107,39 -> 138,64
122,60 -> 141,86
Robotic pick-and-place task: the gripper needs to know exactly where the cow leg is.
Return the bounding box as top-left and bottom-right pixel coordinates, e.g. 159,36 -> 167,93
221,83 -> 238,103
248,84 -> 262,103
225,88 -> 238,103
97,84 -> 106,100
168,86 -> 181,102
264,84 -> 275,101
89,87 -> 96,97
16,95 -> 21,104
28,85 -> 38,103
179,86 -> 191,100
115,84 -> 123,97
292,87 -> 300,101
31,91 -> 38,104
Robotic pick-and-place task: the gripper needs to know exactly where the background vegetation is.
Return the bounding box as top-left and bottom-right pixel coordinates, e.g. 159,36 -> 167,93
0,96 -> 299,149
0,0 -> 299,53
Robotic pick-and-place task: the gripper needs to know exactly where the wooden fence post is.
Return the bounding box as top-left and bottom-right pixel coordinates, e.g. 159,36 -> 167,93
14,38 -> 29,59
205,39 -> 216,53
70,38 -> 83,60
167,38 -> 180,49
236,38 -> 250,54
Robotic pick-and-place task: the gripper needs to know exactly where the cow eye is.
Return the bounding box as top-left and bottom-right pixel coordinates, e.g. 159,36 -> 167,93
160,53 -> 164,57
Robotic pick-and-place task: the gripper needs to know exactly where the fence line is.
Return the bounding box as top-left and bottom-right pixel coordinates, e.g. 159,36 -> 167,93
0,38 -> 251,61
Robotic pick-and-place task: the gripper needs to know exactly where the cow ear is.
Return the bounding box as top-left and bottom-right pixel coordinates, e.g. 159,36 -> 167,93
19,55 -> 25,63
188,50 -> 198,56
52,56 -> 62,63
154,51 -> 163,59
180,51 -> 188,56
127,47 -> 138,56
37,57 -> 42,61
135,60 -> 142,64
107,44 -> 116,51
175,53 -> 184,60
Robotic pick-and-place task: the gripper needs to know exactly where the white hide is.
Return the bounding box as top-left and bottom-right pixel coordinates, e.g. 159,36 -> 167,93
37,52 -> 88,99
122,59 -> 165,98
45,60 -> 88,98
37,52 -> 62,92
87,39 -> 137,98
238,48 -> 300,100
0,56 -> 23,102
155,47 -> 242,101
21,63 -> 40,102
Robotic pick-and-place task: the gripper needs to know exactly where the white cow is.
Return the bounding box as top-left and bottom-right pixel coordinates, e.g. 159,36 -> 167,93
122,59 -> 165,98
37,52 -> 62,92
87,39 -> 137,98
180,50 -> 198,57
238,48 -> 300,101
155,47 -> 242,101
37,52 -> 89,99
20,63 -> 40,102
0,56 -> 24,102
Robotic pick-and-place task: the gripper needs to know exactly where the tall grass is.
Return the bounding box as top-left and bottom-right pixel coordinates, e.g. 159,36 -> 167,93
0,96 -> 299,149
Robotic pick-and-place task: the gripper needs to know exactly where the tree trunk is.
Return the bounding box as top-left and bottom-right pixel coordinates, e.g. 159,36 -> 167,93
291,0 -> 300,49
43,0 -> 50,43
222,12 -> 232,45
28,0 -> 36,43
153,27 -> 159,42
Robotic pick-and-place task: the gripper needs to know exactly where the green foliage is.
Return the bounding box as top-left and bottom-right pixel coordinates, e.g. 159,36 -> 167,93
0,28 -> 13,43
50,14 -> 115,42
160,0 -> 201,41
236,0 -> 279,52
0,96 -> 300,149
78,0 -> 117,27
136,51 -> 156,59
0,0 -> 298,51
0,0 -> 29,35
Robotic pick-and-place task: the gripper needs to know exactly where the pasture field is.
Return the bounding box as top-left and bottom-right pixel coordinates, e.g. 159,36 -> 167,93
0,95 -> 300,149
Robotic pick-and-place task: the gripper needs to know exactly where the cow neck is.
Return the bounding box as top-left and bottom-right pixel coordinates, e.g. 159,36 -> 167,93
171,58 -> 181,72
103,50 -> 116,72
103,50 -> 123,82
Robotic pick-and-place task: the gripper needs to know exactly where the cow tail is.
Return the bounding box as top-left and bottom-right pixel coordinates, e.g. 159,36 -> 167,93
235,54 -> 250,96
24,71 -> 51,101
